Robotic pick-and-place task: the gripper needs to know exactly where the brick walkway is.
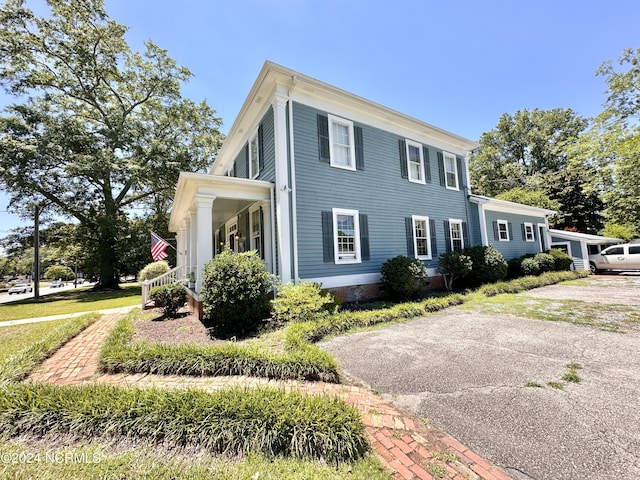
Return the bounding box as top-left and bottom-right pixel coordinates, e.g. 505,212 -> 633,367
27,314 -> 513,480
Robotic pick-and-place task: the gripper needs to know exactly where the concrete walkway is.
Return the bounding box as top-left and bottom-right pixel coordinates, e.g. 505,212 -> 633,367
0,306 -> 138,327
25,313 -> 513,480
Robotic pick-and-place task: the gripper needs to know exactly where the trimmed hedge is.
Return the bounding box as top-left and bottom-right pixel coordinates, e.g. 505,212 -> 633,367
0,313 -> 100,384
0,383 -> 367,463
477,270 -> 589,297
99,311 -> 339,382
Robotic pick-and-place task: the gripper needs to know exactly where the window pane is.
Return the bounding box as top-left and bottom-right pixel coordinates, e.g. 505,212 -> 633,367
445,156 -> 457,188
332,122 -> 351,166
337,214 -> 356,258
414,219 -> 429,257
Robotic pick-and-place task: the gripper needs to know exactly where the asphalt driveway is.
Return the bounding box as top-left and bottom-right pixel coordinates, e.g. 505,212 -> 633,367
320,276 -> 640,480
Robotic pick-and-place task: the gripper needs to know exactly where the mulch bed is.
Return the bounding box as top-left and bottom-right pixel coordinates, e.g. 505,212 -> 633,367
133,309 -> 226,346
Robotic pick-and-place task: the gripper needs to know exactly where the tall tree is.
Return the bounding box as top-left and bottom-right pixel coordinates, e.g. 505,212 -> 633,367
0,0 -> 223,289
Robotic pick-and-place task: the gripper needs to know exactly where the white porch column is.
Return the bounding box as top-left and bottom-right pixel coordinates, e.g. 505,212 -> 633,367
194,194 -> 215,292
176,226 -> 186,269
183,217 -> 190,271
189,209 -> 197,277
273,92 -> 292,283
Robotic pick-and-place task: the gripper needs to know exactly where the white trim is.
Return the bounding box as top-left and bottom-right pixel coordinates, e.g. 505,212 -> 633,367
273,93 -> 292,283
248,130 -> 260,179
332,208 -> 361,264
288,97 -> 299,284
443,151 -> 459,190
537,223 -> 547,252
303,269 -> 439,289
551,241 -> 572,257
478,203 -> 488,246
469,194 -> 555,216
523,222 -> 535,242
412,215 -> 432,260
248,203 -> 262,257
448,218 -> 464,251
497,219 -> 510,241
406,139 -> 426,184
327,114 -> 356,171
225,217 -> 239,253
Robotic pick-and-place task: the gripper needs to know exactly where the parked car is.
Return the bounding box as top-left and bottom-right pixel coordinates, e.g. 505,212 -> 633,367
8,283 -> 33,294
49,280 -> 64,288
590,243 -> 640,273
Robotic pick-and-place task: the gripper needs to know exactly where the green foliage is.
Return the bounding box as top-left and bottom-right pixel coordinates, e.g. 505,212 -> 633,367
534,253 -> 556,273
476,270 -> 588,297
138,261 -> 170,282
43,264 -> 75,280
599,222 -> 637,242
149,283 -> 187,318
0,383 -> 367,463
380,255 -> 428,301
271,282 -> 337,324
0,314 -> 99,384
459,246 -> 507,287
547,248 -> 574,271
0,0 -> 223,289
201,249 -> 276,337
438,252 -> 473,292
496,188 -> 560,211
520,257 -> 540,276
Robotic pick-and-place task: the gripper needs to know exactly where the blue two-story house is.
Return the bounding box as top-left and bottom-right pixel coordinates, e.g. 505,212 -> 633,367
167,62 -> 554,301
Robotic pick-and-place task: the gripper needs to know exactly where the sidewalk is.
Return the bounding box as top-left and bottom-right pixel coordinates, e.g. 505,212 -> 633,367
0,305 -> 138,327
26,313 -> 513,480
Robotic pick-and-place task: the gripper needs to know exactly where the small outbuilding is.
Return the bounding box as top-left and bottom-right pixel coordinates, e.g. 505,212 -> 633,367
548,229 -> 622,273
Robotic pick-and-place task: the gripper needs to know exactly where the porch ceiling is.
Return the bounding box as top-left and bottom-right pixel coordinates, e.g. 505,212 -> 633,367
169,172 -> 273,232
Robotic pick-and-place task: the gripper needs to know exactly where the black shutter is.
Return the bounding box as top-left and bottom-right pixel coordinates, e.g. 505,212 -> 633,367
521,224 -> 526,241
444,220 -> 451,253
456,157 -> 464,189
318,114 -> 330,163
462,221 -> 470,248
359,214 -> 369,261
405,217 -> 414,257
399,139 -> 408,179
355,126 -> 364,171
259,207 -> 265,259
245,144 -> 250,179
437,152 -> 446,186
258,124 -> 264,171
244,211 -> 250,252
423,146 -> 431,183
429,218 -> 437,257
322,211 -> 334,262
232,161 -> 237,177
508,222 -> 513,241
493,221 -> 499,241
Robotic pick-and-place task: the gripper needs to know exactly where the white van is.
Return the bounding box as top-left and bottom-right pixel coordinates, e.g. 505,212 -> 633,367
590,243 -> 640,273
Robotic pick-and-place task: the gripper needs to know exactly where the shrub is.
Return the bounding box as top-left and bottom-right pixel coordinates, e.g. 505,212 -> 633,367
547,248 -> 573,271
520,257 -> 540,276
201,248 -> 276,337
534,253 -> 556,273
459,246 -> 507,287
438,252 -> 473,291
138,261 -> 170,282
43,265 -> 75,281
380,255 -> 428,301
507,256 -> 525,279
271,282 -> 337,324
149,283 -> 187,318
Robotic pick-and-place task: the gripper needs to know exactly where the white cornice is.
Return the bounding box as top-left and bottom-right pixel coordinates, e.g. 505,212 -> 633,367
210,61 -> 478,175
469,194 -> 556,216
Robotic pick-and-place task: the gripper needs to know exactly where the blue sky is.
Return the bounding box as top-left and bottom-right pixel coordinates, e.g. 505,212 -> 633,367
1,0 -> 638,235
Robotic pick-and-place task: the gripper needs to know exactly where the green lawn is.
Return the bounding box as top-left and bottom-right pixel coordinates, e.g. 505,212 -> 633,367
0,319 -> 70,362
0,284 -> 141,322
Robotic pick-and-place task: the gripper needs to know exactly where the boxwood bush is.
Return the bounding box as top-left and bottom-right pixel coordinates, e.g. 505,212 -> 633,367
458,246 -> 508,287
380,255 -> 428,301
138,261 -> 170,282
149,283 -> 187,318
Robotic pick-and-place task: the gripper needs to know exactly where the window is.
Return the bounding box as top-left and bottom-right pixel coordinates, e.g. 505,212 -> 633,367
497,220 -> 509,241
523,222 -> 534,242
449,220 -> 464,252
443,152 -> 458,190
406,140 -> 425,183
333,208 -> 361,263
250,208 -> 262,259
603,246 -> 623,255
412,215 -> 432,260
629,246 -> 640,254
328,115 -> 356,171
249,132 -> 260,179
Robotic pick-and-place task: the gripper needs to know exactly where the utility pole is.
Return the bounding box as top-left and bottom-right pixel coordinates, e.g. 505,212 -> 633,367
34,204 -> 40,299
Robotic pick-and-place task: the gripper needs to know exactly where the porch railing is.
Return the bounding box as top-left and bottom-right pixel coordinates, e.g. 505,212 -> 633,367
141,264 -> 187,308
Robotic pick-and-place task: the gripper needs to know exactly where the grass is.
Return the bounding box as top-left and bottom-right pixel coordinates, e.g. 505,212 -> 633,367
0,319 -> 70,362
0,440 -> 390,479
0,383 -> 368,463
0,284 -> 141,322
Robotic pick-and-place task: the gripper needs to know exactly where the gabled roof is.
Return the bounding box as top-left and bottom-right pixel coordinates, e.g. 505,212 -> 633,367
209,61 -> 478,176
548,229 -> 622,245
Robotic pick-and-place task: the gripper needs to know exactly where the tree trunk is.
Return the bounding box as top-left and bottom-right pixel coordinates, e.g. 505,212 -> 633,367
93,205 -> 121,290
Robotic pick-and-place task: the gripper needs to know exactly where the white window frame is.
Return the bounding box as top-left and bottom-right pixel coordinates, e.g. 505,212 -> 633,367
332,208 -> 361,264
249,204 -> 262,259
443,152 -> 459,190
497,219 -> 510,241
328,114 -> 356,171
226,218 -> 239,252
406,139 -> 425,184
523,222 -> 535,242
412,215 -> 432,260
449,219 -> 464,252
249,131 -> 260,179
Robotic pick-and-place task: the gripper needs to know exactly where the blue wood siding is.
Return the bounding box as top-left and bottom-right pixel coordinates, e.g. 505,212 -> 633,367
233,146 -> 248,178
292,102 -> 473,279
468,202 -> 482,246
550,236 -> 584,268
230,107 -> 275,181
485,210 -> 545,260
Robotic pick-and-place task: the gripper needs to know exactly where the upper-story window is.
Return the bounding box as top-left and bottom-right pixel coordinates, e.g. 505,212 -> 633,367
443,152 -> 458,190
523,222 -> 535,242
406,140 -> 426,184
449,220 -> 464,252
249,132 -> 260,179
328,115 -> 356,171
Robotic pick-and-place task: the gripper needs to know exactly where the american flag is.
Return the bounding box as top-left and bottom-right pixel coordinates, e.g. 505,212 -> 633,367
151,232 -> 170,261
